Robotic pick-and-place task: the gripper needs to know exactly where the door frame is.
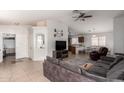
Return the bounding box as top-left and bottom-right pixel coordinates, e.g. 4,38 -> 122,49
0,33 -> 16,63
0,33 -> 3,62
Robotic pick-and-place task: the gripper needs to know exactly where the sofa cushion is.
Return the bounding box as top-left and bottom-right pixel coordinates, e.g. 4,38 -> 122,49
87,56 -> 124,78
94,62 -> 110,69
97,59 -> 114,65
107,59 -> 124,78
107,69 -> 124,80
59,61 -> 82,74
117,71 -> 124,80
93,56 -> 123,70
85,66 -> 108,77
100,56 -> 115,62
46,56 -> 60,65
109,56 -> 124,70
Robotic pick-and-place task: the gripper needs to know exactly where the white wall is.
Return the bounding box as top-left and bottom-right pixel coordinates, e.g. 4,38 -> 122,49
0,25 -> 30,59
28,27 -> 33,59
84,32 -> 114,54
114,15 -> 124,54
47,20 -> 68,57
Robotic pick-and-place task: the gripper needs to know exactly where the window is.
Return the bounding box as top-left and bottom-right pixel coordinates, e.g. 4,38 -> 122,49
99,36 -> 106,46
72,37 -> 78,44
91,35 -> 106,46
91,35 -> 98,46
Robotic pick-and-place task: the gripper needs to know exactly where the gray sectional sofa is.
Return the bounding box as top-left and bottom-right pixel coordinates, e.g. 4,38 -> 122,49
43,56 -> 124,82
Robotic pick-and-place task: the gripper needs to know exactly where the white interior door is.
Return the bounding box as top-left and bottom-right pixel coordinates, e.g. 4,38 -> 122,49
34,33 -> 46,60
32,27 -> 47,61
0,33 -> 3,62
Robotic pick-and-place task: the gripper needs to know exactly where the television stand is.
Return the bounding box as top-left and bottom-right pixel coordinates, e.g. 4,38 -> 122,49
53,50 -> 68,59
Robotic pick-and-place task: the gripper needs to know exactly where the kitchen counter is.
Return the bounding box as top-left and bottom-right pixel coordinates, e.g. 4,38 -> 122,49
71,45 -> 85,54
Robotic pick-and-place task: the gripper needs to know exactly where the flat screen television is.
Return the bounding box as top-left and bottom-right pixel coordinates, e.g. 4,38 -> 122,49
56,41 -> 66,50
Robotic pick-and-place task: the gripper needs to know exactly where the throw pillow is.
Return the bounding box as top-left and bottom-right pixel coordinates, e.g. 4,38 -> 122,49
80,63 -> 94,71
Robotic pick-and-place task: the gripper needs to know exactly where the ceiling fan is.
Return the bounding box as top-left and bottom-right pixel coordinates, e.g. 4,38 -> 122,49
72,10 -> 93,21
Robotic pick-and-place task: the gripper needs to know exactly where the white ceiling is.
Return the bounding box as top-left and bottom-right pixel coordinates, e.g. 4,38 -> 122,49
0,10 -> 123,33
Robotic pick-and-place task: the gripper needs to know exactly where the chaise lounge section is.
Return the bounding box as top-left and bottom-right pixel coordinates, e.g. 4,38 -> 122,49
43,56 -> 124,82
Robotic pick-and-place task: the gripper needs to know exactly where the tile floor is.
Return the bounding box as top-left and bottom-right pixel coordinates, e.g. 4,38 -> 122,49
0,53 -> 92,82
0,56 -> 50,82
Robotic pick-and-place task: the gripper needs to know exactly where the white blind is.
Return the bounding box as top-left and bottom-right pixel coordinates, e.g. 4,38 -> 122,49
72,37 -> 78,44
91,35 -> 106,46
99,36 -> 106,46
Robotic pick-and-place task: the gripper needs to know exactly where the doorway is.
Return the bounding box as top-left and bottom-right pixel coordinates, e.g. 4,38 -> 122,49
3,34 -> 16,63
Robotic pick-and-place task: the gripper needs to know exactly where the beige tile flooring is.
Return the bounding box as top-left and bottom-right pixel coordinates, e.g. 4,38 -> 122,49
0,53 -> 91,82
0,56 -> 50,82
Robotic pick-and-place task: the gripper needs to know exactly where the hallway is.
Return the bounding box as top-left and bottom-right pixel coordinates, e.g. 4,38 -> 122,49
3,56 -> 16,64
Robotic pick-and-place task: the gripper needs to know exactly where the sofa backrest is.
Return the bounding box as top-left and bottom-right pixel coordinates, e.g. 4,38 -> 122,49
59,61 -> 82,74
46,56 -> 83,74
107,59 -> 124,80
46,56 -> 60,65
100,56 -> 115,62
109,56 -> 124,70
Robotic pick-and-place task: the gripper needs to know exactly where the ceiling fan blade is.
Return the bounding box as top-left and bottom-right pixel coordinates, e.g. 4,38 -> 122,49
72,10 -> 92,22
83,15 -> 92,18
72,16 -> 79,18
81,19 -> 85,21
78,13 -> 85,18
74,18 -> 79,21
73,10 -> 81,14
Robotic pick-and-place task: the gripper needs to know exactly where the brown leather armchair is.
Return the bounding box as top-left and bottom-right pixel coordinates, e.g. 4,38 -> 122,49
90,47 -> 108,61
